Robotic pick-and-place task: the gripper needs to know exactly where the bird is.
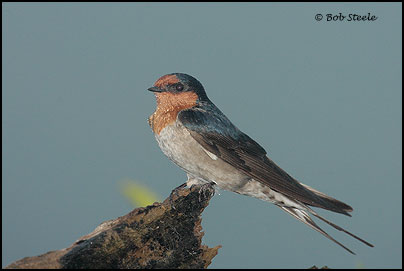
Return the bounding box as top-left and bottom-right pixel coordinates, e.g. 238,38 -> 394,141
147,73 -> 374,254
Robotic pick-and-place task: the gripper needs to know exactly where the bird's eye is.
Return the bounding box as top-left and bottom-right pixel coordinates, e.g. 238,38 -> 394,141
176,84 -> 184,91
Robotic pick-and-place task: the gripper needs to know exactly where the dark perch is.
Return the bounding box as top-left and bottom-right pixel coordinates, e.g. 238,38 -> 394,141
5,183 -> 221,269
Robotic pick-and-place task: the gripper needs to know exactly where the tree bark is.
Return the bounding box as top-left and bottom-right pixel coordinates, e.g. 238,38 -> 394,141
6,183 -> 221,269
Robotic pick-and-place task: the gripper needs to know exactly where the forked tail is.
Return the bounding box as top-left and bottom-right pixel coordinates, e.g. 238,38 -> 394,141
278,205 -> 374,254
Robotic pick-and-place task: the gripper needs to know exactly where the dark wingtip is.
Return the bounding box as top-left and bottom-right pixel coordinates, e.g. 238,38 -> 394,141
344,212 -> 352,217
316,197 -> 354,216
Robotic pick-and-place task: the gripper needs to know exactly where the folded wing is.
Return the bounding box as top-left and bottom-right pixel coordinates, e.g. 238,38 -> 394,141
178,105 -> 352,215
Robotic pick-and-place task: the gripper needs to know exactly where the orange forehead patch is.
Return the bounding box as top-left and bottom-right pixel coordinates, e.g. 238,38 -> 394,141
154,74 -> 180,88
148,91 -> 198,135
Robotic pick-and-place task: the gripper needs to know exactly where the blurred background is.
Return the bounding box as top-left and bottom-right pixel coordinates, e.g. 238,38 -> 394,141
2,3 -> 402,269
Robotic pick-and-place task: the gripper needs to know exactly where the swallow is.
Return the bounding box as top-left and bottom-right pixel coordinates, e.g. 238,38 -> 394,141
147,73 -> 374,254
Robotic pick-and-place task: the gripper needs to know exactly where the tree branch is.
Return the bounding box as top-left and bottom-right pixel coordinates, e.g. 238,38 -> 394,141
6,183 -> 221,269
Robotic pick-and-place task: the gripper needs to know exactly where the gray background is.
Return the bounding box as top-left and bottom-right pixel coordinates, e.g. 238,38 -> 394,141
2,3 -> 402,269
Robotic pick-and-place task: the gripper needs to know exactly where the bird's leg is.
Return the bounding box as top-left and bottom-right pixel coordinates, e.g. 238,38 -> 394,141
185,174 -> 207,187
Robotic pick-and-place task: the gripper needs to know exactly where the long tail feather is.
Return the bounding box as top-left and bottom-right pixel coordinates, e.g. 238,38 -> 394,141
279,206 -> 356,254
307,208 -> 374,247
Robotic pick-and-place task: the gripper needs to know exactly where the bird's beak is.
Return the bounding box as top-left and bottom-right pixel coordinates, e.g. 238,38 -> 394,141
148,86 -> 163,93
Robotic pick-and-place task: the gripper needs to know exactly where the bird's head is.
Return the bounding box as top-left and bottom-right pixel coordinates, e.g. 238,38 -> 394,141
148,73 -> 209,103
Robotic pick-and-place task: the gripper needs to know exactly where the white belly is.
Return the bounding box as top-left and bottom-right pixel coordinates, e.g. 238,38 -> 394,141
155,121 -> 250,191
